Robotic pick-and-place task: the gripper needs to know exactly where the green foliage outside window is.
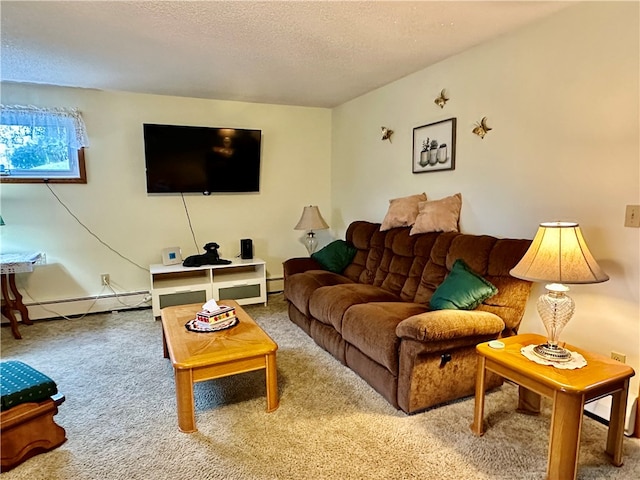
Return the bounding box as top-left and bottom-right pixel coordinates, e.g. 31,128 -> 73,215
1,125 -> 71,170
0,105 -> 88,183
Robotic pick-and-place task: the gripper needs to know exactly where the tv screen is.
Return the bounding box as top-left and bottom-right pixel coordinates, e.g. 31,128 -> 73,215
143,124 -> 261,194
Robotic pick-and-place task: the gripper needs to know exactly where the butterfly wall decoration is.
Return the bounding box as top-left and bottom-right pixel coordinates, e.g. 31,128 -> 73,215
381,126 -> 394,142
434,89 -> 449,109
472,117 -> 492,139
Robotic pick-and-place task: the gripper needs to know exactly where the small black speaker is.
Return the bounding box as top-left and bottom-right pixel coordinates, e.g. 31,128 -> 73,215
240,238 -> 253,259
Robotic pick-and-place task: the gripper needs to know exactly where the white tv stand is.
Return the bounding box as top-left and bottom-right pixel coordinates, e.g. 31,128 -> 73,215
149,258 -> 266,317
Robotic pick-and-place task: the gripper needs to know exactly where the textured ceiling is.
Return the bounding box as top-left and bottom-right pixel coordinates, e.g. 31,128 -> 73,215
1,1 -> 571,108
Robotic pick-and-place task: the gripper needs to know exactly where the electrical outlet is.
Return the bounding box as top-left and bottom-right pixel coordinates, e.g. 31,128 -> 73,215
624,205 -> 640,227
101,274 -> 110,286
611,351 -> 626,363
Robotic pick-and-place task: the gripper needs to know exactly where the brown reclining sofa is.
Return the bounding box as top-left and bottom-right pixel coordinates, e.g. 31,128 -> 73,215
283,220 -> 532,414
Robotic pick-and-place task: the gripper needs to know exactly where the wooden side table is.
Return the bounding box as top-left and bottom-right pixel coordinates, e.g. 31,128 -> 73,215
0,252 -> 41,339
471,333 -> 635,480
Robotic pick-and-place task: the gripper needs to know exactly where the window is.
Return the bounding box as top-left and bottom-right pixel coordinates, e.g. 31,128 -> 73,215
0,105 -> 89,183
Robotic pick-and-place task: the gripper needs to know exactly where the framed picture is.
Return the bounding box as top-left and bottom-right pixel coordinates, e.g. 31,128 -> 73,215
412,118 -> 456,173
161,247 -> 183,266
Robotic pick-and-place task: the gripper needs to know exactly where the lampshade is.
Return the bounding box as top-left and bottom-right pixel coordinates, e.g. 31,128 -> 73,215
510,222 -> 609,284
510,221 -> 608,362
294,206 -> 329,255
294,206 -> 329,231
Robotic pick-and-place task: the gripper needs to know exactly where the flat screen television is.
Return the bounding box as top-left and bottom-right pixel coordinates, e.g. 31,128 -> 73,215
143,124 -> 262,194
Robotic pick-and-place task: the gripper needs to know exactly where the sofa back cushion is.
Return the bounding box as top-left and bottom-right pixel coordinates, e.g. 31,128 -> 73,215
342,221 -> 531,333
343,221 -> 381,284
413,232 -> 457,304
477,238 -> 533,333
345,221 -> 439,301
373,228 -> 440,302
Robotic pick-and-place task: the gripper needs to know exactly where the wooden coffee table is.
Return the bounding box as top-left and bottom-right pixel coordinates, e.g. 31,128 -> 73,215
471,333 -> 635,480
161,300 -> 279,433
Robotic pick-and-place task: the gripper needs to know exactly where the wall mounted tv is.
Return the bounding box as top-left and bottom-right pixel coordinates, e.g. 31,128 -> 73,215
143,124 -> 262,194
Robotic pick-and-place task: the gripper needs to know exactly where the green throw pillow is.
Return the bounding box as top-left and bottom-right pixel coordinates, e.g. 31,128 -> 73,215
311,240 -> 357,274
430,259 -> 498,310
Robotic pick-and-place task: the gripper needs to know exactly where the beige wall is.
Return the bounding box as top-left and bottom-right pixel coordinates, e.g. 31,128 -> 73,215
332,1 -> 639,391
0,85 -> 332,309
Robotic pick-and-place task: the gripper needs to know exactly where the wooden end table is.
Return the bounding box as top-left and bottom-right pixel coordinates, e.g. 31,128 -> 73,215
0,252 -> 42,339
161,300 -> 279,433
471,333 -> 635,480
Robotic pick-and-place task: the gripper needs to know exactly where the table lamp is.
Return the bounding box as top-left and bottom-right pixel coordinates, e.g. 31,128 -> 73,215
510,222 -> 609,362
294,206 -> 329,255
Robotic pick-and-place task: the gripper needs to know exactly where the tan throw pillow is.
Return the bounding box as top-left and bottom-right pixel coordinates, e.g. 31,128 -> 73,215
380,193 -> 427,231
410,193 -> 462,234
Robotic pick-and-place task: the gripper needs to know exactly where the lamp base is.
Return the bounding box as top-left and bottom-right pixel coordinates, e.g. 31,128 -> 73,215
533,284 -> 575,363
533,343 -> 572,363
304,231 -> 318,256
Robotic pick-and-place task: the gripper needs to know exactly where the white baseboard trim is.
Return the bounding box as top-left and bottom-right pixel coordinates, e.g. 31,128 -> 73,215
22,291 -> 152,320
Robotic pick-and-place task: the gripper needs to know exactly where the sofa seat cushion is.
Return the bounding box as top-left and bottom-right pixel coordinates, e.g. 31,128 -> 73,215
342,302 -> 429,375
284,270 -> 354,317
309,284 -> 400,334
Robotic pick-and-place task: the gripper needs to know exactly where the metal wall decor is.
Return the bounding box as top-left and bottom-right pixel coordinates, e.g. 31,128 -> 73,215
434,89 -> 449,108
472,117 -> 492,139
412,118 -> 456,173
381,126 -> 394,142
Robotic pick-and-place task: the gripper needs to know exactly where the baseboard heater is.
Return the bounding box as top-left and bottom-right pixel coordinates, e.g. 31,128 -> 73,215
266,276 -> 284,293
18,280 -> 285,322
22,291 -> 151,321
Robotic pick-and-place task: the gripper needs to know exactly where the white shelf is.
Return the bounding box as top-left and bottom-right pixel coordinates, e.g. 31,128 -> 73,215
149,258 -> 267,316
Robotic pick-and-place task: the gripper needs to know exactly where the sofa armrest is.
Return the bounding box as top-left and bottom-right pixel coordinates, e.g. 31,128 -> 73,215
283,257 -> 325,278
396,310 -> 505,343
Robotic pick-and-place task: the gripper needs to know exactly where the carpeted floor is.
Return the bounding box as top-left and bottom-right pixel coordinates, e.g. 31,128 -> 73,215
1,293 -> 639,479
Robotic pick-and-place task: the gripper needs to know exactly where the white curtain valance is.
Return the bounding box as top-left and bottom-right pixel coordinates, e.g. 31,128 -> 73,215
0,104 -> 89,149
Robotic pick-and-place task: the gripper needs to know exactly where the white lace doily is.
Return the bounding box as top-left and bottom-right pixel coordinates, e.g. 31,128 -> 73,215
521,344 -> 587,369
